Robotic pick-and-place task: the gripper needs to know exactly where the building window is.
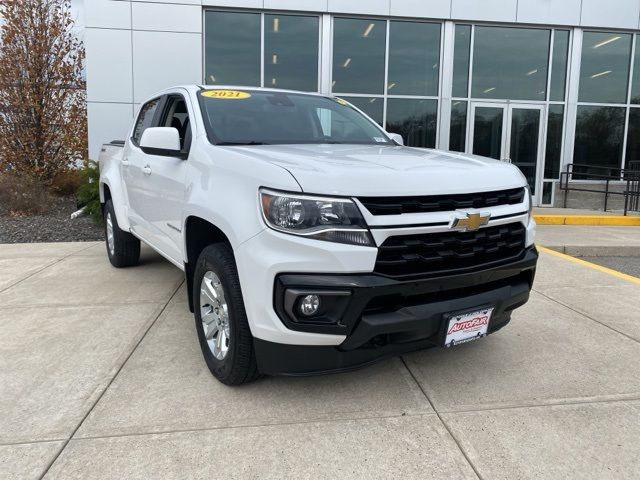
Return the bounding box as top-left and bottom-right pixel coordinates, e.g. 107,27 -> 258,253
579,32 -> 632,104
550,30 -> 570,102
449,101 -> 467,152
204,11 -> 261,86
264,15 -> 319,91
387,21 -> 440,96
386,99 -> 438,148
573,106 -> 626,172
471,26 -> 550,101
452,25 -> 471,98
332,18 -> 441,148
332,18 -> 386,94
339,97 -> 383,125
544,104 -> 564,180
472,106 -> 504,160
204,11 -> 320,91
626,108 -> 640,169
631,36 -> 640,104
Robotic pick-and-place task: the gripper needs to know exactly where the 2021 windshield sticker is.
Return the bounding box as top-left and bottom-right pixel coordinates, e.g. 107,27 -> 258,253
201,90 -> 251,99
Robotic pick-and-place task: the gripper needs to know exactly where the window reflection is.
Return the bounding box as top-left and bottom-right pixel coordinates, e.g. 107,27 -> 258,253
626,109 -> 640,169
472,27 -> 550,101
452,25 -> 471,98
386,99 -> 438,148
544,105 -> 564,180
631,37 -> 640,104
550,30 -> 569,101
510,108 -> 541,194
332,18 -> 386,94
473,107 -> 503,159
264,15 -> 319,92
205,11 -> 261,86
574,106 -> 626,171
339,97 -> 384,125
387,21 -> 440,96
542,182 -> 553,205
579,32 -> 632,104
449,101 -> 467,152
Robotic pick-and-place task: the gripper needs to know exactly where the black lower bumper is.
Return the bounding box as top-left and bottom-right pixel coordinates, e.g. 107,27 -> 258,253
255,247 -> 538,376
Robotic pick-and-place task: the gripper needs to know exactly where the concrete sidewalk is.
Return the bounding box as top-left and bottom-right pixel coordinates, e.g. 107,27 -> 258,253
1,242 -> 639,479
536,225 -> 640,256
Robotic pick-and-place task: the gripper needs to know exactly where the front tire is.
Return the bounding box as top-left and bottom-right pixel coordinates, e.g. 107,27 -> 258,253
104,200 -> 140,268
193,244 -> 259,385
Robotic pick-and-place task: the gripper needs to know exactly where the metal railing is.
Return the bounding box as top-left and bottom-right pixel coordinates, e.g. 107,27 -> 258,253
560,163 -> 640,215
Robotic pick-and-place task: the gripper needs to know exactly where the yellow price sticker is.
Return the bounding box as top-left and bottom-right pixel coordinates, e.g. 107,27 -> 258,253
201,90 -> 251,99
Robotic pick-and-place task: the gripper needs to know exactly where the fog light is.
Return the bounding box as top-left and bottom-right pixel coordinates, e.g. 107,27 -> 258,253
299,294 -> 320,316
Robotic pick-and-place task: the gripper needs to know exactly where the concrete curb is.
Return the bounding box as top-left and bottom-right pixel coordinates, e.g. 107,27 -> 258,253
533,215 -> 640,226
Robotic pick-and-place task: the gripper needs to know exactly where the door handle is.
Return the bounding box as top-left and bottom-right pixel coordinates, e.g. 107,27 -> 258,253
121,158 -> 130,167
143,165 -> 152,176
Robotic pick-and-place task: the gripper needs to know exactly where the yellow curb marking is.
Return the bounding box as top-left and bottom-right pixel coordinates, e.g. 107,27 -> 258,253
533,215 -> 640,226
537,245 -> 640,286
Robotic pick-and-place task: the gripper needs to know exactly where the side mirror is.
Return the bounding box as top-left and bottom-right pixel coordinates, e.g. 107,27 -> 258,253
387,132 -> 404,145
139,127 -> 185,159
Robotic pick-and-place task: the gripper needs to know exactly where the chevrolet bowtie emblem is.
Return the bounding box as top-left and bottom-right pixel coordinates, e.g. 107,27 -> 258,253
452,212 -> 491,232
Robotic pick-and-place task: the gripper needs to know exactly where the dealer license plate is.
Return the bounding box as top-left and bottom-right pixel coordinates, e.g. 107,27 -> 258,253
444,307 -> 493,347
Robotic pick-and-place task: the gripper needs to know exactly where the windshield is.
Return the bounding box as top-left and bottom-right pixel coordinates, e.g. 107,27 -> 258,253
198,89 -> 392,146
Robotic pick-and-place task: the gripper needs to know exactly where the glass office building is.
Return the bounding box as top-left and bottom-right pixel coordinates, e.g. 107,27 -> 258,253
85,1 -> 640,207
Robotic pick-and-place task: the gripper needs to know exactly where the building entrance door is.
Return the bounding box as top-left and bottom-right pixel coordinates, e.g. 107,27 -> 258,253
468,102 -> 545,205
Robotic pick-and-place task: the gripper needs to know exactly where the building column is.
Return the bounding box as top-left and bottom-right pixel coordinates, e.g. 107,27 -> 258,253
438,21 -> 456,151
562,27 -> 583,173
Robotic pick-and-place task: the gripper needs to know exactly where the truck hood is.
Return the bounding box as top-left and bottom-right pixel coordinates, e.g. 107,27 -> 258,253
225,144 -> 527,196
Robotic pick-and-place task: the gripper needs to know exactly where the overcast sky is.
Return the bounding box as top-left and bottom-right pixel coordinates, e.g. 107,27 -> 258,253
71,0 -> 84,29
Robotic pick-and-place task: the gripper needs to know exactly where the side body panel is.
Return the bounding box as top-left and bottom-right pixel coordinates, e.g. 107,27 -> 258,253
98,143 -> 131,231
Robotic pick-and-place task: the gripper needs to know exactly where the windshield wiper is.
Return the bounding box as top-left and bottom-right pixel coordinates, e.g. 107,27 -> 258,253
216,141 -> 270,146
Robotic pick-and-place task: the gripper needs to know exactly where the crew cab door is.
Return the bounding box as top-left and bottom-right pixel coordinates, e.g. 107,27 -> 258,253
122,97 -> 162,241
136,93 -> 192,262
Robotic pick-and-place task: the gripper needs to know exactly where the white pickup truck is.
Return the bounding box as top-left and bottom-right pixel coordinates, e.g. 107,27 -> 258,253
99,85 -> 537,385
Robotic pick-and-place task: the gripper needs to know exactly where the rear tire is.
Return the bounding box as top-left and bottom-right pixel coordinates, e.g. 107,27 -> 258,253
104,200 -> 140,268
193,243 -> 259,385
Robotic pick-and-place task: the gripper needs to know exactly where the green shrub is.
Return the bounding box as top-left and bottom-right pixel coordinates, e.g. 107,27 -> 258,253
0,173 -> 52,215
76,160 -> 102,225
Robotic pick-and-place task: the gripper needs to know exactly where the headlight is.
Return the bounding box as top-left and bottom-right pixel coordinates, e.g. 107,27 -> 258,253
259,189 -> 374,246
525,185 -> 533,216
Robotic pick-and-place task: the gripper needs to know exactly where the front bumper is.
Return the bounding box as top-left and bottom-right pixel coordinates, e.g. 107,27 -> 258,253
255,246 -> 538,376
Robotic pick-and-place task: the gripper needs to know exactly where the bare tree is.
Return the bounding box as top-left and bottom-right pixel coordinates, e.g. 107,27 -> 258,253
0,0 -> 86,181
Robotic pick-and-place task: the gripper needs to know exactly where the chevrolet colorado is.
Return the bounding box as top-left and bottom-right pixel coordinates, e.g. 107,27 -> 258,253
99,85 -> 537,385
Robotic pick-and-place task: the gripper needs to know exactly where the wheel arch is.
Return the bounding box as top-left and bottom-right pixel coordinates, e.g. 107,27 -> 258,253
99,177 -> 131,231
183,216 -> 233,312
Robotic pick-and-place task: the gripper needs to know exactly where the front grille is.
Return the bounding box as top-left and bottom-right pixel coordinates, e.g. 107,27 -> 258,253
375,223 -> 526,278
358,188 -> 525,215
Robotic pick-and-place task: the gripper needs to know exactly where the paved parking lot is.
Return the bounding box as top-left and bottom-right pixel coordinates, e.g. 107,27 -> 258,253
1,240 -> 639,479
